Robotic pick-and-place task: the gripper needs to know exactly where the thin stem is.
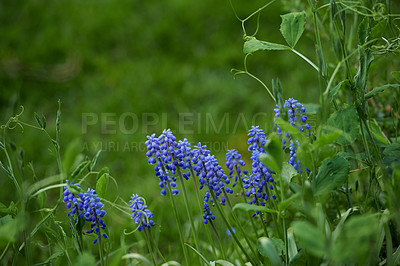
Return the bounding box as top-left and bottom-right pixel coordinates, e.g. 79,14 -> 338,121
148,230 -> 167,263
209,220 -> 226,260
291,49 -> 320,72
166,180 -> 190,265
209,190 -> 257,265
190,167 -> 218,258
176,166 -> 202,260
144,228 -> 156,266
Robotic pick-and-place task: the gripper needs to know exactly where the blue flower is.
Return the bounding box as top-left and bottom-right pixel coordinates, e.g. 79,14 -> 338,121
83,189 -> 107,244
248,126 -> 267,152
274,98 -> 311,173
202,202 -> 215,224
129,194 -> 155,232
145,130 -> 180,196
63,180 -> 85,220
192,143 -> 232,205
225,149 -> 246,188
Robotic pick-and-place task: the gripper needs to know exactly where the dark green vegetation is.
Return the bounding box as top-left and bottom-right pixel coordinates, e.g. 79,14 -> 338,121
1,0 -> 400,265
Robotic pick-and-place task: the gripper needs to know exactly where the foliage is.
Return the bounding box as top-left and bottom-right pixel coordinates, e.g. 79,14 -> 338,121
1,0 -> 400,265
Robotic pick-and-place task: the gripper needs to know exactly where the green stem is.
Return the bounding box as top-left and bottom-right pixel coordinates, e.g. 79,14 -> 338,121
144,228 -> 156,266
190,167 -> 218,258
148,230 -> 167,263
290,49 -> 320,72
166,180 -> 190,265
223,190 -> 259,261
209,190 -> 257,265
176,166 -> 202,261
209,220 -> 226,260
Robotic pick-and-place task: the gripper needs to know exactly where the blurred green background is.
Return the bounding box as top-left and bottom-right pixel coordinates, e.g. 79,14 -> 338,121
0,0 -> 321,262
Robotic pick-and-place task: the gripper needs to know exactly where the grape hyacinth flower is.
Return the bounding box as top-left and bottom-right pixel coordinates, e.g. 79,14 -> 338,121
63,180 -> 85,221
225,149 -> 247,188
202,202 -> 215,224
274,98 -> 311,173
129,194 -> 155,231
145,130 -> 180,196
83,189 -> 107,244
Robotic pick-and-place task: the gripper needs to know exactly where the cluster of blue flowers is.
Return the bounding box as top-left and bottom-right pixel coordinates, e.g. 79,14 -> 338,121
63,181 -> 108,244
225,149 -> 247,188
202,202 -> 215,224
274,98 -> 311,173
129,194 -> 155,232
242,126 -> 277,213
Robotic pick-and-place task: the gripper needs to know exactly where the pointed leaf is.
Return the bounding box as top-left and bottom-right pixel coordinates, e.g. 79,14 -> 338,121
233,203 -> 278,214
365,84 -> 400,99
313,156 -> 349,196
327,106 -> 360,145
280,12 -> 307,48
244,39 -> 290,54
257,237 -> 284,265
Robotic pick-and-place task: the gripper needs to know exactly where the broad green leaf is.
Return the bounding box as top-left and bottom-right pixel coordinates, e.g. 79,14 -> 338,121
281,163 -> 297,183
233,203 -> 278,214
257,237 -> 284,265
327,106 -> 360,145
330,80 -> 350,102
278,193 -> 300,212
313,131 -> 341,150
365,84 -> 400,99
243,39 -> 290,54
259,134 -> 283,173
96,172 -> 109,198
315,145 -> 337,166
391,71 -> 400,82
383,142 -> 400,169
313,156 -> 349,196
76,252 -> 97,266
292,221 -> 326,257
280,12 -> 307,48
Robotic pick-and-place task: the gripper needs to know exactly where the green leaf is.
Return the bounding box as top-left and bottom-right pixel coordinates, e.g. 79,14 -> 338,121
371,19 -> 387,41
96,172 -> 109,198
257,237 -> 284,266
366,119 -> 389,145
69,160 -> 90,181
365,84 -> 400,99
383,142 -> 400,168
358,17 -> 369,45
34,112 -> 43,128
281,163 -> 297,183
337,151 -> 366,162
0,202 -> 9,213
233,203 -> 278,214
90,150 -> 102,171
292,221 -> 326,257
41,114 -> 47,130
280,12 -> 307,48
313,131 -> 341,150
278,193 -> 300,212
327,106 -> 360,145
243,39 -> 290,54
391,71 -> 400,82
289,250 -> 307,266
330,80 -> 350,102
313,156 -> 349,196
185,243 -> 210,266
40,251 -> 64,264
259,134 -> 283,174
